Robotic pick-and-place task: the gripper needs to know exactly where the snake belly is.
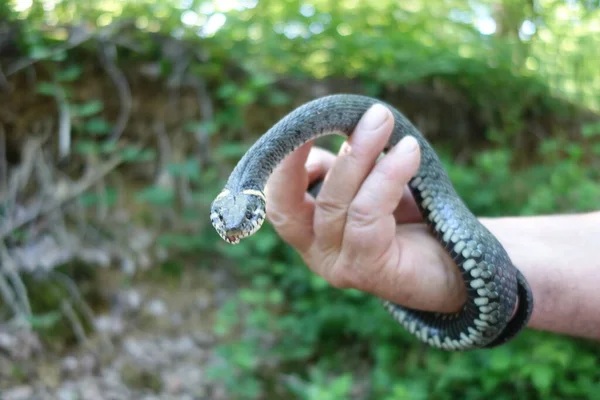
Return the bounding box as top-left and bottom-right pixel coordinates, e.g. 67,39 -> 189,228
218,94 -> 533,350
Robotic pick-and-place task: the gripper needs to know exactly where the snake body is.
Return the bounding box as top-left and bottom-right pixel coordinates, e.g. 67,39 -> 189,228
211,94 -> 533,350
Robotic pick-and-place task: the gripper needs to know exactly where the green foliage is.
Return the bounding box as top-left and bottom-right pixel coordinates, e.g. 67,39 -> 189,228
208,226 -> 600,399
5,0 -> 600,398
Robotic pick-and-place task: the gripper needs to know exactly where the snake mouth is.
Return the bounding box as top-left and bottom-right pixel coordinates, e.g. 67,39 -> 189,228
225,235 -> 241,245
214,229 -> 241,244
215,219 -> 264,245
214,227 -> 245,245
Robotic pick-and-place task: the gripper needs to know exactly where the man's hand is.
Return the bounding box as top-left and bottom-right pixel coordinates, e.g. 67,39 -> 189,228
264,104 -> 466,313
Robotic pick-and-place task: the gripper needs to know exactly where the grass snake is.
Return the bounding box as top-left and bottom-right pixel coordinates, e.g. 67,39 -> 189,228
210,94 -> 533,350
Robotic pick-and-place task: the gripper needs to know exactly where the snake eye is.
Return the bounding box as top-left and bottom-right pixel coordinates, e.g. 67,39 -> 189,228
245,210 -> 253,220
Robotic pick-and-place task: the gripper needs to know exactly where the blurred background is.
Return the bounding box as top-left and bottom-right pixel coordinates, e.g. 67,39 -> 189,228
1,0 -> 599,399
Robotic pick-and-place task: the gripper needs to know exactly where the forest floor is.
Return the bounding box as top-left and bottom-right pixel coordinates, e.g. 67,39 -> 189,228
0,262 -> 239,400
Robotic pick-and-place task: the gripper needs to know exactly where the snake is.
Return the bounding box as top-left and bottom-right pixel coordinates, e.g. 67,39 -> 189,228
210,94 -> 533,351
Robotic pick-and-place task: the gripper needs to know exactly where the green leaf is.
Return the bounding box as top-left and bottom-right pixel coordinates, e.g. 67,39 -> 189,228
488,349 -> 512,372
120,146 -> 156,162
29,45 -> 51,59
250,73 -> 274,88
78,188 -> 117,208
27,311 -> 62,329
217,83 -> 238,99
582,122 -> 600,137
216,143 -> 249,158
99,140 -> 119,154
184,120 -> 219,136
234,89 -> 256,105
530,365 -> 554,393
136,185 -> 174,206
166,159 -> 201,179
56,64 -> 83,81
72,100 -> 104,117
83,117 -> 112,135
36,82 -> 59,96
74,140 -> 101,155
157,233 -> 203,250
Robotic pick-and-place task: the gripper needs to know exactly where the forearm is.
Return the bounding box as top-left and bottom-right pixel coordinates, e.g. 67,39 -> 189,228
481,211 -> 600,340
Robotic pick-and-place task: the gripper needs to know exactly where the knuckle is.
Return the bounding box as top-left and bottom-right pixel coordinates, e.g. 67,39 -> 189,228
326,253 -> 366,290
346,201 -> 377,229
307,248 -> 350,289
315,195 -> 348,219
371,163 -> 396,183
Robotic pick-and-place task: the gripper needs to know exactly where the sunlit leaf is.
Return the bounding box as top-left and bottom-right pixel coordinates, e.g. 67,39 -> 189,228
57,64 -> 83,81
83,117 -> 112,135
135,185 -> 174,205
72,100 -> 104,117
36,82 -> 59,96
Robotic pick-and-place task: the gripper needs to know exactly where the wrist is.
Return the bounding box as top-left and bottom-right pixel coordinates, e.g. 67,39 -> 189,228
481,211 -> 600,340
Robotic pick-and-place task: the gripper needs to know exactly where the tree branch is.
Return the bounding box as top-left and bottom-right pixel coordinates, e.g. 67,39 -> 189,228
0,156 -> 123,241
98,41 -> 131,141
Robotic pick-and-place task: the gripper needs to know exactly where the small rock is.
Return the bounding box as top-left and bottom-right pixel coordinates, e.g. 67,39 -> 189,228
130,229 -> 153,251
56,387 -> 79,400
170,312 -> 183,326
163,364 -> 205,396
79,354 -> 97,374
123,338 -> 146,359
145,299 -> 167,317
171,336 -> 197,356
195,293 -> 211,310
137,252 -> 152,270
0,332 -> 16,350
118,289 -> 142,312
79,380 -> 103,400
3,385 -> 34,400
101,367 -> 124,390
163,373 -> 184,393
0,328 -> 42,360
193,331 -> 215,347
121,257 -> 136,276
61,355 -> 79,374
78,248 -> 111,268
155,247 -> 168,262
95,315 -> 124,336
39,362 -> 61,388
120,360 -> 163,393
214,289 -> 230,306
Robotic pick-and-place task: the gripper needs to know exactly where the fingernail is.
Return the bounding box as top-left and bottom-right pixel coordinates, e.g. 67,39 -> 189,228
396,135 -> 418,154
358,104 -> 389,131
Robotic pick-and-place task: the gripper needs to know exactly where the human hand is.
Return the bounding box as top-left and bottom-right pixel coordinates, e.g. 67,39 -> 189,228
264,104 -> 466,313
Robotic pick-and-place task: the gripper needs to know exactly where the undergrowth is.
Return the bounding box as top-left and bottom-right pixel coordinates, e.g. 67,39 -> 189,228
2,1 -> 600,398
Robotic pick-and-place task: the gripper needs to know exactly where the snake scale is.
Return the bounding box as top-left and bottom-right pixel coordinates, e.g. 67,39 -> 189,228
211,94 -> 533,350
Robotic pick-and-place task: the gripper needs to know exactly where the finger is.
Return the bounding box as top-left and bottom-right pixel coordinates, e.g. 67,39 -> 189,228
306,146 -> 336,183
264,140 -> 315,252
348,135 -> 421,223
313,104 -> 394,250
338,136 -> 420,270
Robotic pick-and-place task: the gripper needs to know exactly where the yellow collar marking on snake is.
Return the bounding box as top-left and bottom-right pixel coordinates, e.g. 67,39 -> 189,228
241,189 -> 266,203
215,189 -> 231,201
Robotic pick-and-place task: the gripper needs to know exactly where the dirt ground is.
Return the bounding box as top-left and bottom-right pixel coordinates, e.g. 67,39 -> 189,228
0,264 -> 238,400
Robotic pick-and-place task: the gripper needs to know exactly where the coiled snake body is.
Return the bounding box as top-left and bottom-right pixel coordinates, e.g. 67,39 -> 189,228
211,94 -> 533,350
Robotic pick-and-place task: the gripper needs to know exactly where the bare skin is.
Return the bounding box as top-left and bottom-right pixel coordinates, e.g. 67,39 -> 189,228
264,104 -> 600,341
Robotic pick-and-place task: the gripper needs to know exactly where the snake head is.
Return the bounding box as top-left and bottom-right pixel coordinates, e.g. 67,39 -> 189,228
210,189 -> 267,244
